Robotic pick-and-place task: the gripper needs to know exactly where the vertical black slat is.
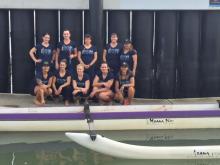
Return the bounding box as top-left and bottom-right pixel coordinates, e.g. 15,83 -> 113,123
84,9 -> 106,69
154,11 -> 178,99
84,10 -> 90,35
60,10 -> 82,46
0,10 -> 9,93
108,11 -> 130,42
200,11 -> 220,97
11,10 -> 34,93
177,11 -> 201,98
36,10 -> 58,46
132,11 -> 154,98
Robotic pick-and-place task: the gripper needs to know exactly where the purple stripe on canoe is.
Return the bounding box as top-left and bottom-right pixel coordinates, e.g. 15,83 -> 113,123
0,110 -> 220,120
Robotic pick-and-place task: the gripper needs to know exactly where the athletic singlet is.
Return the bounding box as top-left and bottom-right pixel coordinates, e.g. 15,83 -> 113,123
105,43 -> 122,72
119,49 -> 137,70
57,41 -> 77,64
116,71 -> 134,88
73,73 -> 90,88
79,45 -> 97,65
35,43 -> 55,62
55,71 -> 71,86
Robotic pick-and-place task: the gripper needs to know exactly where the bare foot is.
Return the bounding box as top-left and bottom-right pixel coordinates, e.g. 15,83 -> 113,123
89,91 -> 96,98
34,99 -> 42,106
64,100 -> 69,106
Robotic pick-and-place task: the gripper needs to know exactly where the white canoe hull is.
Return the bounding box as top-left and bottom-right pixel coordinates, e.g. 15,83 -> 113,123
1,117 -> 220,131
66,132 -> 220,159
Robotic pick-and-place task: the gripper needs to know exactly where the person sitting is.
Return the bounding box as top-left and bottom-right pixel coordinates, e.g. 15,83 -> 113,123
30,61 -> 53,105
90,62 -> 114,104
52,59 -> 72,106
115,62 -> 135,105
72,64 -> 90,104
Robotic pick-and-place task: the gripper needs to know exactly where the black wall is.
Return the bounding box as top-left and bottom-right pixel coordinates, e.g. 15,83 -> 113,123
0,10 -> 9,93
11,10 -> 35,93
2,9 -> 220,98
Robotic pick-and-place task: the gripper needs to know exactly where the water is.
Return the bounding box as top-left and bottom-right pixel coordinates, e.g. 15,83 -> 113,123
1,130 -> 220,165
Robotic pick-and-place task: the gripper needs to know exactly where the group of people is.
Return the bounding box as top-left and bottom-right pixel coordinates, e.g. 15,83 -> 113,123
29,29 -> 138,106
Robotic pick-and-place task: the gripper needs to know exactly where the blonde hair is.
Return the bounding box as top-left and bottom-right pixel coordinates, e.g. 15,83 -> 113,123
77,63 -> 85,70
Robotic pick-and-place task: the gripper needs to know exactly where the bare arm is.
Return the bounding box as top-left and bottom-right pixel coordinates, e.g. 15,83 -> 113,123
47,77 -> 53,88
29,47 -> 41,63
132,54 -> 138,76
52,76 -> 58,92
60,76 -> 71,88
115,80 -> 120,93
103,49 -> 107,62
104,79 -> 114,89
55,48 -> 60,69
93,75 -> 104,88
52,49 -> 56,63
123,77 -> 135,88
70,48 -> 78,59
78,51 -> 85,65
89,52 -> 98,67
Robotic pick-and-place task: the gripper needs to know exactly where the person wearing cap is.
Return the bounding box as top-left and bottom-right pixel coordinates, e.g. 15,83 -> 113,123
56,29 -> 78,76
120,39 -> 138,76
29,33 -> 56,74
72,63 -> 90,104
90,62 -> 114,104
78,34 -> 97,81
103,33 -> 122,77
30,61 -> 53,105
115,62 -> 135,105
52,59 -> 72,106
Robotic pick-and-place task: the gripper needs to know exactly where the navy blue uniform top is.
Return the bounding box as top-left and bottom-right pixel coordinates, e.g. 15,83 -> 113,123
97,71 -> 114,83
57,41 -> 77,64
35,43 -> 55,63
116,71 -> 134,88
105,43 -> 122,72
55,71 -> 71,86
119,49 -> 137,70
73,73 -> 90,88
35,72 -> 53,86
79,45 -> 97,65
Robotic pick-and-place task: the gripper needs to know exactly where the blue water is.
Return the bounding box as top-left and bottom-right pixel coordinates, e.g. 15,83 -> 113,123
1,130 -> 220,165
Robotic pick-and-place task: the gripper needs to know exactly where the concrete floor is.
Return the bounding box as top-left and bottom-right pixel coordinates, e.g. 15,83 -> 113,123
0,93 -> 219,108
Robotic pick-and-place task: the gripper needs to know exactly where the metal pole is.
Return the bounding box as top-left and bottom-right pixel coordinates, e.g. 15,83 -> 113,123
89,0 -> 103,64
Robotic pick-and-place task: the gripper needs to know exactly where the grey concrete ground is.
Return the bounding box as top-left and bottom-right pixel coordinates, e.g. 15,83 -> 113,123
0,93 -> 219,108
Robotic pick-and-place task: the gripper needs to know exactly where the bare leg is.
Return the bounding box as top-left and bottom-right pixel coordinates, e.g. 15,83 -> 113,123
39,88 -> 45,104
34,87 -> 43,105
98,90 -> 113,103
127,87 -> 135,104
114,92 -> 124,104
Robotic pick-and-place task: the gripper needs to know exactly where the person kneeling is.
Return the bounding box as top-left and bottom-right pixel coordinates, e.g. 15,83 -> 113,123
115,62 -> 135,105
72,64 -> 90,104
31,61 -> 53,105
52,59 -> 72,106
90,62 -> 114,104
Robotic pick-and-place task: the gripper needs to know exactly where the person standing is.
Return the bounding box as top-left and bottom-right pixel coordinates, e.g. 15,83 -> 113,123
103,33 -> 122,77
56,29 -> 77,76
120,39 -> 138,76
29,33 -> 56,73
78,34 -> 97,81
